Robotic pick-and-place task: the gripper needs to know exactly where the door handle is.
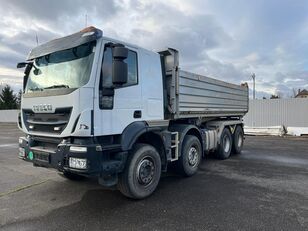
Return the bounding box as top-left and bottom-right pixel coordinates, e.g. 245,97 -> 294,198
134,110 -> 142,118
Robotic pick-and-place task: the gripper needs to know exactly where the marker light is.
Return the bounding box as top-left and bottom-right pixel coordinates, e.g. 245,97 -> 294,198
69,146 -> 87,153
82,31 -> 95,37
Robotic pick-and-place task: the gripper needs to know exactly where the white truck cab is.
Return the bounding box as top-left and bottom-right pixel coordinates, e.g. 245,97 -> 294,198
18,27 -> 248,199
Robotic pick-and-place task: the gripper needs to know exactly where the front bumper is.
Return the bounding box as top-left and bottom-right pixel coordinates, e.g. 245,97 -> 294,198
18,136 -> 126,177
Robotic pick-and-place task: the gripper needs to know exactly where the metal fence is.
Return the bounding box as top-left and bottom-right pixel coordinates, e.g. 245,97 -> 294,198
243,98 -> 308,127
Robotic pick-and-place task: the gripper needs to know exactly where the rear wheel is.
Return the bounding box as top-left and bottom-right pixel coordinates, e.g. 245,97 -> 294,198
216,128 -> 232,160
177,135 -> 202,176
232,126 -> 244,154
117,144 -> 161,199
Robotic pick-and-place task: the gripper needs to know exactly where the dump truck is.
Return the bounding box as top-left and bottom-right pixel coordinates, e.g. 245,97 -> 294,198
17,27 -> 249,199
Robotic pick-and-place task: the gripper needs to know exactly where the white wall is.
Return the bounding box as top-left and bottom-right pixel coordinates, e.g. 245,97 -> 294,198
243,98 -> 308,127
0,110 -> 19,123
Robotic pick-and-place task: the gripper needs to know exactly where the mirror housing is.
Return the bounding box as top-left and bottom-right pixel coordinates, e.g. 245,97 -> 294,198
113,46 -> 128,59
112,45 -> 128,85
17,62 -> 28,68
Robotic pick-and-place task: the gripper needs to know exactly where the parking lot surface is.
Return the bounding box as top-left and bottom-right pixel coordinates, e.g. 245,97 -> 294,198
0,123 -> 307,231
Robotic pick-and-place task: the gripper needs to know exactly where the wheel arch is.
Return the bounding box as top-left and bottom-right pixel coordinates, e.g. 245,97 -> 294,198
135,132 -> 167,169
121,121 -> 167,170
121,121 -> 154,151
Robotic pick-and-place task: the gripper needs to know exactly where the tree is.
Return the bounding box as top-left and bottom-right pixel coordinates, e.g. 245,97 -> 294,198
270,94 -> 279,99
0,85 -> 18,109
16,89 -> 22,109
270,90 -> 284,99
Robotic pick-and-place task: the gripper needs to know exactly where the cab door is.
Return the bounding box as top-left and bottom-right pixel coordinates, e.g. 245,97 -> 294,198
98,43 -> 142,135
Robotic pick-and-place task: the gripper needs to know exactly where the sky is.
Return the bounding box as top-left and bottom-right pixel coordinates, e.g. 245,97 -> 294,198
0,0 -> 308,98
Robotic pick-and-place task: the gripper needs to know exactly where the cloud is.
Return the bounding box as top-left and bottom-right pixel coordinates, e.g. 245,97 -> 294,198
0,0 -> 307,97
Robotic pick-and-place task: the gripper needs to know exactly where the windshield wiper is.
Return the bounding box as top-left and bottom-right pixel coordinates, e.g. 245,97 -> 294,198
44,84 -> 70,89
29,87 -> 43,92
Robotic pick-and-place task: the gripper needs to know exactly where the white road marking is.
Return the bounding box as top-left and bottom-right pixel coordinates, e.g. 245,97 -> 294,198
0,143 -> 18,148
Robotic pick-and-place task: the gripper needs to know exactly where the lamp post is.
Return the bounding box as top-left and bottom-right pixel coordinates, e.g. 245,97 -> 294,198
251,73 -> 256,99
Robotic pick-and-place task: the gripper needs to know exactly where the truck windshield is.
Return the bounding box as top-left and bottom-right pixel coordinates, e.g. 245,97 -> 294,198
25,41 -> 96,93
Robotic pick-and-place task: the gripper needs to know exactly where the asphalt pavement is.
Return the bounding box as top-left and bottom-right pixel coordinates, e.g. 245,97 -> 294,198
0,123 -> 307,231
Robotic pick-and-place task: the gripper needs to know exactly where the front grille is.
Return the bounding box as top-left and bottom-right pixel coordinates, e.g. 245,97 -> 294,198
23,107 -> 72,134
34,152 -> 50,163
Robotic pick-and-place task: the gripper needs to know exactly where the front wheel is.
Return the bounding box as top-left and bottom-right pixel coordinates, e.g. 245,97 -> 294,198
117,144 -> 161,199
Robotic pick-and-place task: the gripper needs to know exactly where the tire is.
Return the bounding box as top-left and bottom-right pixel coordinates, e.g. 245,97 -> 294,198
232,126 -> 244,154
117,144 -> 161,199
216,128 -> 233,160
61,171 -> 84,181
177,135 -> 202,177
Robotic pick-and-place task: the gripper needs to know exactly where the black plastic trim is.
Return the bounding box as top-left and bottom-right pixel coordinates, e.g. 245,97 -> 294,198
120,121 -> 163,151
19,135 -> 126,179
71,114 -> 81,133
91,110 -> 94,135
120,121 -> 147,151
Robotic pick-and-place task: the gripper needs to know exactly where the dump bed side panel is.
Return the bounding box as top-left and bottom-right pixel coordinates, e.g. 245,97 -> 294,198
176,70 -> 249,118
159,48 -> 249,120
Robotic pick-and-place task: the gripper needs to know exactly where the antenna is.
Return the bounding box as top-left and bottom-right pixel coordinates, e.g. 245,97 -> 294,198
251,73 -> 256,99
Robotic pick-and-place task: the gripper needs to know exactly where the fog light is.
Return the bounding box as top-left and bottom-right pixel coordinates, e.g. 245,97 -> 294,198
69,157 -> 87,169
18,147 -> 25,158
69,146 -> 87,153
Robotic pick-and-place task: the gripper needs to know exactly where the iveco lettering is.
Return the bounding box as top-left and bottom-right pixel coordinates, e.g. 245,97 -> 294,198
33,104 -> 53,112
17,27 -> 249,199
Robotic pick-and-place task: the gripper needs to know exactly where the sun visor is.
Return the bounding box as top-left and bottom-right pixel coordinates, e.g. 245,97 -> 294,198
27,27 -> 102,60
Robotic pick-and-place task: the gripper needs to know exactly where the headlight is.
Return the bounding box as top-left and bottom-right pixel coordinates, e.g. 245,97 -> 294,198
69,157 -> 87,169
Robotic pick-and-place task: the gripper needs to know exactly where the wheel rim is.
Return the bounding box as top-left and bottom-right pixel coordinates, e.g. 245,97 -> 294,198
136,156 -> 155,186
238,133 -> 243,148
223,135 -> 231,153
188,146 -> 199,167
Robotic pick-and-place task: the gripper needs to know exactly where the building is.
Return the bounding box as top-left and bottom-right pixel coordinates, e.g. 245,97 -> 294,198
295,89 -> 308,98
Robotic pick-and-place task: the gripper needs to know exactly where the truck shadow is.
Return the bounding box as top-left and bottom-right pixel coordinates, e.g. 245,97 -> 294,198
19,170 -> 215,228
8,155 -> 247,230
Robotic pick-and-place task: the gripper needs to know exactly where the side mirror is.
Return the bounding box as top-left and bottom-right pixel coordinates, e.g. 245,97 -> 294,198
112,46 -> 128,85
